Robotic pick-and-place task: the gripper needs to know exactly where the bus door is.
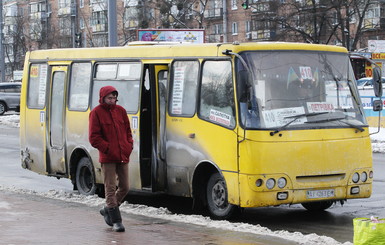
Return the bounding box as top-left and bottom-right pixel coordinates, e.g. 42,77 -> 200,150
46,66 -> 68,175
22,63 -> 49,175
139,64 -> 168,192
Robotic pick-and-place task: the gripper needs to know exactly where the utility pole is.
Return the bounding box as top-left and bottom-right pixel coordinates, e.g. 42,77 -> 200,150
71,0 -> 77,48
108,0 -> 117,46
0,1 -> 5,82
222,0 -> 227,43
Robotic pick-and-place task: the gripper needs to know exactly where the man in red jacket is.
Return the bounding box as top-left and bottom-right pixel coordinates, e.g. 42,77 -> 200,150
89,86 -> 133,232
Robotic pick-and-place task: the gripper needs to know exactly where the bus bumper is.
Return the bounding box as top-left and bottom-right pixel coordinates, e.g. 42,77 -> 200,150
238,176 -> 372,208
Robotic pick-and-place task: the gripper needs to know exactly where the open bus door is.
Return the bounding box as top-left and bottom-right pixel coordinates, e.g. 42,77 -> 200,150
22,64 -> 68,177
139,64 -> 168,192
46,66 -> 68,176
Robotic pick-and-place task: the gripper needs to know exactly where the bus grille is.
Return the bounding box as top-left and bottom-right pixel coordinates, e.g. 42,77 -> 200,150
296,174 -> 346,183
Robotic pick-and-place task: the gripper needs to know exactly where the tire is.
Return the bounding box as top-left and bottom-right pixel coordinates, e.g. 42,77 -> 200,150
301,201 -> 334,211
0,102 -> 6,115
75,157 -> 97,195
206,172 -> 238,220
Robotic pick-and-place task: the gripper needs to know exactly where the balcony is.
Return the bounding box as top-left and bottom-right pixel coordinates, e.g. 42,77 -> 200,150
4,36 -> 14,44
92,23 -> 108,33
204,8 -> 223,19
252,29 -> 276,40
363,18 -> 380,30
58,7 -> 71,16
207,34 -> 222,42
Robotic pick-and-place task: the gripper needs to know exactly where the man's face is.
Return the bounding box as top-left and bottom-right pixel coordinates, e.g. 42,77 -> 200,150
104,92 -> 117,105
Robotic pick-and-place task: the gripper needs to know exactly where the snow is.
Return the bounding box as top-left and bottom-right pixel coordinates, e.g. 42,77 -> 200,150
2,114 -> 385,245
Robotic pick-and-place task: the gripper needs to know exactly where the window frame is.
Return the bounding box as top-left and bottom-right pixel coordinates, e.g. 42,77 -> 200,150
68,62 -> 92,112
91,61 -> 142,114
168,59 -> 200,118
27,63 -> 49,110
197,58 -> 236,129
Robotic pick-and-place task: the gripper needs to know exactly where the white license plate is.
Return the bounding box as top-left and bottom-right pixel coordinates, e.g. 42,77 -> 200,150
306,189 -> 335,199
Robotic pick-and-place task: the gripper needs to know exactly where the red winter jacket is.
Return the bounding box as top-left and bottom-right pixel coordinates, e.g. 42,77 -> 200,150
89,86 -> 133,163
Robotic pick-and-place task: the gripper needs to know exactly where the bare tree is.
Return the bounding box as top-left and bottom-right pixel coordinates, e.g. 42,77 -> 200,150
119,0 -> 157,44
328,0 -> 375,51
250,0 -> 377,51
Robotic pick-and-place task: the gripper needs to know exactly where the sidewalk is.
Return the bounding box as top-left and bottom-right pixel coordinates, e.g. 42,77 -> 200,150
0,190 -> 296,245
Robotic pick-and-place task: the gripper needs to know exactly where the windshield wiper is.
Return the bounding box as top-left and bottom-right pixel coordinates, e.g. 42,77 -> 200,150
307,116 -> 365,132
270,112 -> 329,136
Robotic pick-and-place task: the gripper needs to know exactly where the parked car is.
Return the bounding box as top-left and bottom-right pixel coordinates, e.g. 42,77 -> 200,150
0,82 -> 22,115
356,77 -> 385,90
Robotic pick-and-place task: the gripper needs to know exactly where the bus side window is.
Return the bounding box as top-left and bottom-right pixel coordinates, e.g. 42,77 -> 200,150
27,63 -> 48,109
199,60 -> 235,128
91,62 -> 141,113
169,61 -> 199,116
68,63 -> 92,111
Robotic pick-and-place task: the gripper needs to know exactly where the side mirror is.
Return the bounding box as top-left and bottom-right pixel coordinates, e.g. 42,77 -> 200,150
373,99 -> 383,111
372,67 -> 383,97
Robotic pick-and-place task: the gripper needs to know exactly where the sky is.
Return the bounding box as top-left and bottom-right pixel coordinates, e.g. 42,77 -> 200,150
2,114 -> 385,245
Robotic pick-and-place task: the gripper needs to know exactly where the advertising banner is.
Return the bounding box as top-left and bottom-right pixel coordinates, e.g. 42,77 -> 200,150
138,29 -> 205,43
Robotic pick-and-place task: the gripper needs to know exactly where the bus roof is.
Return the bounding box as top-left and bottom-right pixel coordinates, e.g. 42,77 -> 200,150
27,42 -> 348,62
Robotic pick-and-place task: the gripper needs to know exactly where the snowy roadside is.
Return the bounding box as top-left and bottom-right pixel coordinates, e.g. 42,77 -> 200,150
4,114 -> 383,245
0,185 -> 349,245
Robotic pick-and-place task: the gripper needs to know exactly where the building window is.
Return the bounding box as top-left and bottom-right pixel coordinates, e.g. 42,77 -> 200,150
245,20 -> 251,32
80,17 -> 85,29
213,24 -> 223,34
58,0 -> 71,9
232,22 -> 238,35
231,0 -> 237,10
92,11 -> 107,25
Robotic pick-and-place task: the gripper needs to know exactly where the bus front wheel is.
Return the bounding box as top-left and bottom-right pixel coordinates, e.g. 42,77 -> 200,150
75,157 -> 97,195
301,201 -> 333,211
206,172 -> 237,220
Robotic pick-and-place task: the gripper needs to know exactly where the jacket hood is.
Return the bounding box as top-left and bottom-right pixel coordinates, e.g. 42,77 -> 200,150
99,86 -> 118,104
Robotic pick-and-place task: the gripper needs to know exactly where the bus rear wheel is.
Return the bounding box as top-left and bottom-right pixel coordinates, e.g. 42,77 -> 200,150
206,172 -> 238,220
76,157 -> 97,195
301,201 -> 333,211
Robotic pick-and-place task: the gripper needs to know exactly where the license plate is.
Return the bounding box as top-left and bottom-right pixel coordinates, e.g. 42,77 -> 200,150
306,189 -> 335,199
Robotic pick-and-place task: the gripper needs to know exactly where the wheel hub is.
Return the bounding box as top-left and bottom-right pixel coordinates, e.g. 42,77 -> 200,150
212,181 -> 226,207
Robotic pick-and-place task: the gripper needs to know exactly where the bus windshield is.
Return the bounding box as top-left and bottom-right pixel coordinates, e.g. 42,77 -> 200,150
237,50 -> 366,130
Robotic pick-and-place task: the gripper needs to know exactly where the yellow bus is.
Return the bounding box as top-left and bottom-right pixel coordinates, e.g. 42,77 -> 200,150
20,42 -> 382,219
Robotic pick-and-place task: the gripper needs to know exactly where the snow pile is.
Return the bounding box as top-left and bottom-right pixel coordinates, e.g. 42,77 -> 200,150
0,185 -> 350,245
369,127 -> 385,152
0,115 -> 20,128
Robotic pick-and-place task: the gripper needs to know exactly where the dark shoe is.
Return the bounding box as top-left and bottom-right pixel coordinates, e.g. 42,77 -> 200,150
107,207 -> 125,232
100,206 -> 113,227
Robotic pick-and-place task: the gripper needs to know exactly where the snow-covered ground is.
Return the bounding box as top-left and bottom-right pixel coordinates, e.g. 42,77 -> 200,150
2,114 -> 384,245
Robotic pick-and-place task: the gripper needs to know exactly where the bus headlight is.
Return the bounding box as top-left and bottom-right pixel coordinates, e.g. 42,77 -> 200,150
277,177 -> 287,188
255,179 -> 263,187
352,172 -> 360,183
369,171 -> 374,179
266,178 -> 275,189
361,172 -> 368,182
